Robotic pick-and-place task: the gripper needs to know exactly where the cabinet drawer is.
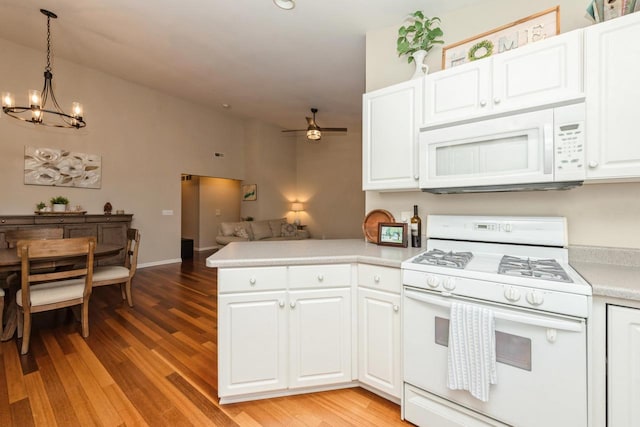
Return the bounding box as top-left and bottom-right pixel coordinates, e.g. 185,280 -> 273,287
0,216 -> 35,225
358,264 -> 401,294
35,216 -> 86,224
218,267 -> 287,293
288,264 -> 351,289
86,215 -> 132,223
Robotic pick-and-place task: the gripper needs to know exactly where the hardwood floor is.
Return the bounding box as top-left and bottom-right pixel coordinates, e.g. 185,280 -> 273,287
0,250 -> 409,426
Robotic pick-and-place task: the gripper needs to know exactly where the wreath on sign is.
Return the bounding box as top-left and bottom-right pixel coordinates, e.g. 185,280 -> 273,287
467,39 -> 494,62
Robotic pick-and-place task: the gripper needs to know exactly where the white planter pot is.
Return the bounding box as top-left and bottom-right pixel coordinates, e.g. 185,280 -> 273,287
52,204 -> 67,212
411,50 -> 429,79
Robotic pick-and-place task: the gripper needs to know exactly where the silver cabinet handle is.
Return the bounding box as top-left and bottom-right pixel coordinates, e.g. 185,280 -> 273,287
317,274 -> 324,282
249,277 -> 256,285
393,305 -> 399,312
493,97 -> 501,104
479,100 -> 487,107
290,301 -> 296,308
279,300 -> 285,308
374,275 -> 381,283
588,161 -> 598,169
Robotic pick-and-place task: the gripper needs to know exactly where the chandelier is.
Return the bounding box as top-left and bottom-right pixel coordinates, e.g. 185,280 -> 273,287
2,9 -> 86,129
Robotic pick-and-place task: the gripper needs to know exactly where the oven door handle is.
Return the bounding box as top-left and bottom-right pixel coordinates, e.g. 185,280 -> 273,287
404,289 -> 583,332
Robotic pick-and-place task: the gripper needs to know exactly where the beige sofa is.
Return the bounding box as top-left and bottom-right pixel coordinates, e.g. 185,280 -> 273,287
216,218 -> 310,245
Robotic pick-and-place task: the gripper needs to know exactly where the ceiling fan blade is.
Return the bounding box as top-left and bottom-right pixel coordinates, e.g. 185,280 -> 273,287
319,127 -> 348,132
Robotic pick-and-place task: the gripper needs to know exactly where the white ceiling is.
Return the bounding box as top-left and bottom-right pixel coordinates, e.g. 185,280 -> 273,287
0,0 -> 481,132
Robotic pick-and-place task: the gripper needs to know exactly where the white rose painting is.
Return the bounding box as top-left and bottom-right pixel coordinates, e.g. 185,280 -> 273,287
24,146 -> 102,188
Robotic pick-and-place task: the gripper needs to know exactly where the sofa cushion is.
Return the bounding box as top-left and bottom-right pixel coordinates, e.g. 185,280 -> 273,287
251,220 -> 273,240
221,221 -> 253,239
234,227 -> 249,238
269,218 -> 287,237
216,235 -> 249,245
281,222 -> 297,237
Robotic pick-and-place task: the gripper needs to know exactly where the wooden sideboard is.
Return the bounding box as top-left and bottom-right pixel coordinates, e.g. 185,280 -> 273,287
0,214 -> 133,266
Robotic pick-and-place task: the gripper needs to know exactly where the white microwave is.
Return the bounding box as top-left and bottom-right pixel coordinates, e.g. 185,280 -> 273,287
419,104 -> 586,193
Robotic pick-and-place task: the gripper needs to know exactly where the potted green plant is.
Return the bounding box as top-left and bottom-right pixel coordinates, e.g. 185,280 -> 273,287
397,11 -> 444,78
50,196 -> 69,213
36,201 -> 46,212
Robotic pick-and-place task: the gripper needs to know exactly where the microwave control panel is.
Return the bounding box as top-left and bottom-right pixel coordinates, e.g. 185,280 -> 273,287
555,121 -> 585,180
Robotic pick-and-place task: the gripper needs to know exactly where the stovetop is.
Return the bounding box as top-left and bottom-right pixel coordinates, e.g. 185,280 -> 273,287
498,255 -> 572,283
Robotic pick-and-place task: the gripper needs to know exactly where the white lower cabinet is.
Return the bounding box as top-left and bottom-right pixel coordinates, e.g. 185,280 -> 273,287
358,287 -> 401,398
218,265 -> 352,401
289,288 -> 352,388
218,291 -> 288,397
608,304 -> 640,427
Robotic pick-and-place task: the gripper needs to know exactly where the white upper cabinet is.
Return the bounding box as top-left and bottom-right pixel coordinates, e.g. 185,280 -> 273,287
424,30 -> 583,125
584,12 -> 640,180
362,78 -> 422,191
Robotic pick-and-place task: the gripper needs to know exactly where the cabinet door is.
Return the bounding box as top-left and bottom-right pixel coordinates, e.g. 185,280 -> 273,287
424,60 -> 491,124
358,288 -> 401,398
585,13 -> 640,180
362,79 -> 422,190
288,288 -> 351,388
98,223 -> 128,265
218,291 -> 288,397
492,30 -> 583,113
608,305 -> 640,427
64,224 -> 97,239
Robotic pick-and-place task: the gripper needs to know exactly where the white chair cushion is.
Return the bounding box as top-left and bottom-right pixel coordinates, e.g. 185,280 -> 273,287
16,278 -> 86,307
93,266 -> 130,281
0,287 -> 4,296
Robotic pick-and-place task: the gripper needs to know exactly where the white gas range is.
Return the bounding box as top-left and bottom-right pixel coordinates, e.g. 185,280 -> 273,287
401,215 -> 592,427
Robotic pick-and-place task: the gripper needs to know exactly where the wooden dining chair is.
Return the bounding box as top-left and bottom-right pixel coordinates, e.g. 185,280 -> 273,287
16,237 -> 95,355
4,228 -> 65,289
92,228 -> 140,307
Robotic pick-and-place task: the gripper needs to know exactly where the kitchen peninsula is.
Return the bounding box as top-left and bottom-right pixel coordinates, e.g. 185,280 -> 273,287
206,239 -> 422,404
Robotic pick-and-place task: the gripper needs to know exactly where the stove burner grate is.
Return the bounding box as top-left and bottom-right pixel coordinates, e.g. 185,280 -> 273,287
498,255 -> 572,283
412,249 -> 473,269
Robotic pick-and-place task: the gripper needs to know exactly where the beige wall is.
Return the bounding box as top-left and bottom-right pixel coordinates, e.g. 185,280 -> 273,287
365,0 -> 640,249
296,132 -> 365,239
0,37 -> 247,265
241,120 -> 298,222
198,177 -> 241,250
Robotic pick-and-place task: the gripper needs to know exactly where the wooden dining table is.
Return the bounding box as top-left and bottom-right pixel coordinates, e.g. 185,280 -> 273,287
0,243 -> 123,341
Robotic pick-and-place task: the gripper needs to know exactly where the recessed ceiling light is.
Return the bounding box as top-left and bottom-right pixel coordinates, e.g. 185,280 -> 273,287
273,0 -> 295,10
222,103 -> 231,109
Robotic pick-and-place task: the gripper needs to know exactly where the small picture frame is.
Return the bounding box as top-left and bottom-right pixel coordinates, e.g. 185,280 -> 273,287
242,184 -> 257,201
377,222 -> 408,248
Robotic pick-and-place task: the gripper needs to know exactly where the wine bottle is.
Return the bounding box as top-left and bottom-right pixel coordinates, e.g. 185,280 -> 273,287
410,205 -> 421,248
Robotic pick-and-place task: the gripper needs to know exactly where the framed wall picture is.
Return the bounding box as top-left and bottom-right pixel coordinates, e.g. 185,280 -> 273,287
442,6 -> 560,69
377,222 -> 408,248
242,184 -> 257,201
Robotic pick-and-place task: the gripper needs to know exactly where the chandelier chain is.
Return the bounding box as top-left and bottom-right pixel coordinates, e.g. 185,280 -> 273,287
46,15 -> 51,72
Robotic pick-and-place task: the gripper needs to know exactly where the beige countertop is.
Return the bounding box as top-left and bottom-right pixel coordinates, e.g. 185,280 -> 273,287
206,238 -> 424,269
571,261 -> 640,301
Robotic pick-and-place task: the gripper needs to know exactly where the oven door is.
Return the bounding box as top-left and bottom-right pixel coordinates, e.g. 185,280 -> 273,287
403,287 -> 587,427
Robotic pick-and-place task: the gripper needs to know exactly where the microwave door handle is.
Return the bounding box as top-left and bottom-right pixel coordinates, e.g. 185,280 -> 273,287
404,289 -> 583,332
543,124 -> 553,175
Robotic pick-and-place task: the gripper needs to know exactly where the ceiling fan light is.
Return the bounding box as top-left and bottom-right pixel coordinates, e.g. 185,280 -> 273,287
273,0 -> 295,10
306,129 -> 321,140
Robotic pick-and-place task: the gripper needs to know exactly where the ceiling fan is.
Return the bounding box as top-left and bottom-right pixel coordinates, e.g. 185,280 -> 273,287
282,108 -> 348,141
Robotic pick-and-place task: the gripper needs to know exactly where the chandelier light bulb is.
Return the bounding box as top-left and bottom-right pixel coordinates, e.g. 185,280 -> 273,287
29,89 -> 41,108
2,92 -> 14,107
72,102 -> 83,118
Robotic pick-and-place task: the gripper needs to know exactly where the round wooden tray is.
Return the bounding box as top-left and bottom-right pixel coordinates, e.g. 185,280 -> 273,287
362,209 -> 395,243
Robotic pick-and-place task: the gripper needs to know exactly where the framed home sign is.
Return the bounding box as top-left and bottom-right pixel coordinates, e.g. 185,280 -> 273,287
442,6 -> 560,69
377,222 -> 408,248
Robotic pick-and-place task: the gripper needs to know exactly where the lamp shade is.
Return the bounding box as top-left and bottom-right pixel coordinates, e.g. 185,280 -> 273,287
291,202 -> 304,212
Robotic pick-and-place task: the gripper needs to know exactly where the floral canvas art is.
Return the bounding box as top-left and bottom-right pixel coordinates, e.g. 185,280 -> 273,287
24,146 -> 102,188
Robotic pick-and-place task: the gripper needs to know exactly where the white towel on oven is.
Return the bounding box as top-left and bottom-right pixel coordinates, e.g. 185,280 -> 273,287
447,302 -> 497,402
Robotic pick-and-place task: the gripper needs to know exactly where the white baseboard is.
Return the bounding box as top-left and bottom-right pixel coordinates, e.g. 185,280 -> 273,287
138,258 -> 182,269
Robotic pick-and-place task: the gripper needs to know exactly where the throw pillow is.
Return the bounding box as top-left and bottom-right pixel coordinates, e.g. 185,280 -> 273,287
220,221 -> 241,236
269,218 -> 287,237
251,221 -> 273,240
281,222 -> 297,237
233,227 -> 249,239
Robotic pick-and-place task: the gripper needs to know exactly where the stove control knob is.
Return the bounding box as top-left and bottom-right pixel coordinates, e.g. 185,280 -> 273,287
526,291 -> 544,306
503,223 -> 513,232
426,276 -> 440,288
443,277 -> 456,291
504,286 -> 521,302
